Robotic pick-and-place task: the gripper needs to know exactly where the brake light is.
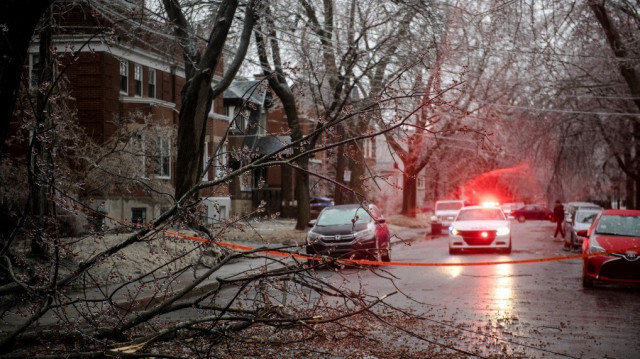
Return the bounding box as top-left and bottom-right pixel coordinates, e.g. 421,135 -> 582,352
481,231 -> 488,238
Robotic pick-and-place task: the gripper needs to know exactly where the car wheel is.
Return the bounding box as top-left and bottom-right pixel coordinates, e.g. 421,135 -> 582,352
503,240 -> 512,254
381,248 -> 391,262
517,215 -> 526,223
582,276 -> 594,288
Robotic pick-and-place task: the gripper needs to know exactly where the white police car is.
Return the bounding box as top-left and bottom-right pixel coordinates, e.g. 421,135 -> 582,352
448,204 -> 511,254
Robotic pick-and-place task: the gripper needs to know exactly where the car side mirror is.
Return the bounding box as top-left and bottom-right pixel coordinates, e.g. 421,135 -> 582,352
576,229 -> 588,237
308,219 -> 317,228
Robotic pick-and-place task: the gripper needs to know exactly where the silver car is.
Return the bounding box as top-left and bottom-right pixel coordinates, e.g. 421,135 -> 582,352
564,203 -> 602,249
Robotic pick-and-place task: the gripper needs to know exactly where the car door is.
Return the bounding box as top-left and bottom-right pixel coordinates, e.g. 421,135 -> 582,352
524,205 -> 537,219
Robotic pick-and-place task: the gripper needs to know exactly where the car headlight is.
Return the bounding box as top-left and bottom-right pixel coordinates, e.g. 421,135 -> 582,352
430,215 -> 438,222
450,227 -> 459,236
496,227 -> 510,236
587,237 -> 605,254
307,231 -> 321,244
355,223 -> 376,240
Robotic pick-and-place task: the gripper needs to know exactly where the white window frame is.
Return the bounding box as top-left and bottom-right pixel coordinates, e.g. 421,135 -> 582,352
154,136 -> 171,179
202,142 -> 209,181
134,64 -> 143,96
29,54 -> 40,90
120,60 -> 129,94
240,171 -> 253,192
132,132 -> 146,176
417,175 -> 426,190
363,138 -> 374,159
214,143 -> 227,179
232,106 -> 247,132
148,68 -> 156,98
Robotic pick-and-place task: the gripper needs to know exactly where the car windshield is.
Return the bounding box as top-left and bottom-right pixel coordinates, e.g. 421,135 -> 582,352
316,207 -> 371,226
436,202 -> 463,211
575,211 -> 600,224
456,208 -> 505,221
595,214 -> 640,236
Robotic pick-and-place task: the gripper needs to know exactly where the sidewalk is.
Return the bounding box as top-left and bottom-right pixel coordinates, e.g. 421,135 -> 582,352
1,220 -> 427,332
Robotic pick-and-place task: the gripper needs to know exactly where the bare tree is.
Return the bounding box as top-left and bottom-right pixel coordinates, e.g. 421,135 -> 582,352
254,1 -> 311,230
162,0 -> 258,203
0,0 -> 55,165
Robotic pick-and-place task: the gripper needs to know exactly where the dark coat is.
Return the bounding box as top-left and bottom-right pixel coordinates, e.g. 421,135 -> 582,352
553,203 -> 565,222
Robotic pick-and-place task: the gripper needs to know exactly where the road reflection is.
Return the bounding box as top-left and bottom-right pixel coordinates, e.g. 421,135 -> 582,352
441,257 -> 515,311
493,262 -> 514,311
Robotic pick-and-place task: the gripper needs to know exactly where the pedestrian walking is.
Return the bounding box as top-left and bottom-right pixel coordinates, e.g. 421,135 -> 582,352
553,200 -> 565,242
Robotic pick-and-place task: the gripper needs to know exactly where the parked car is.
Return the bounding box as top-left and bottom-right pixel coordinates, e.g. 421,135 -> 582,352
448,204 -> 511,254
310,196 -> 334,219
500,202 -> 525,218
305,203 -> 390,264
563,204 -> 602,250
430,200 -> 466,235
511,204 -> 554,223
579,209 -> 640,288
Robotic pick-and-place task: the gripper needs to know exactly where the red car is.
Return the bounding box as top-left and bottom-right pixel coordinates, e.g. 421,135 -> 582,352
578,209 -> 640,288
510,204 -> 554,223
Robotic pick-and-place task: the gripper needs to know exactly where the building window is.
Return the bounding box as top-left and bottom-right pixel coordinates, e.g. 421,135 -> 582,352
363,138 -> 374,159
202,141 -> 209,181
417,175 -> 426,189
214,143 -> 227,179
154,137 -> 171,178
29,54 -> 40,90
232,107 -> 247,132
120,60 -> 128,94
148,69 -> 156,98
131,131 -> 146,176
134,64 -> 142,96
131,207 -> 146,225
240,171 -> 253,192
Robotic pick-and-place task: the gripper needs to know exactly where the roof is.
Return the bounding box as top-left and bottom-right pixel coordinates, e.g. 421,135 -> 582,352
566,202 -> 602,208
254,136 -> 293,156
460,205 -> 502,210
601,209 -> 640,215
224,80 -> 270,106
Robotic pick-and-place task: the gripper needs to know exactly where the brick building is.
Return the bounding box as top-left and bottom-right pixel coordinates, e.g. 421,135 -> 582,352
13,0 -> 232,227
223,79 -> 331,217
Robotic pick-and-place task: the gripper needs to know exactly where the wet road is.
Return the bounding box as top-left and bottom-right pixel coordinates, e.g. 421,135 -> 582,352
311,220 -> 640,358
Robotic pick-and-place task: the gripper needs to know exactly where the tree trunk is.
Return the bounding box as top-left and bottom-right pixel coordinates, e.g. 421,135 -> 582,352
402,170 -> 417,217
172,1 -> 239,202
29,7 -> 54,257
0,0 -> 54,165
589,3 -> 640,113
254,9 -> 310,230
270,88 -> 310,230
334,142 -> 347,205
345,138 -> 366,204
625,151 -> 634,209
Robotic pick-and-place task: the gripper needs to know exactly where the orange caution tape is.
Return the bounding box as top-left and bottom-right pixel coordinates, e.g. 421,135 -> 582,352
86,205 -> 640,268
